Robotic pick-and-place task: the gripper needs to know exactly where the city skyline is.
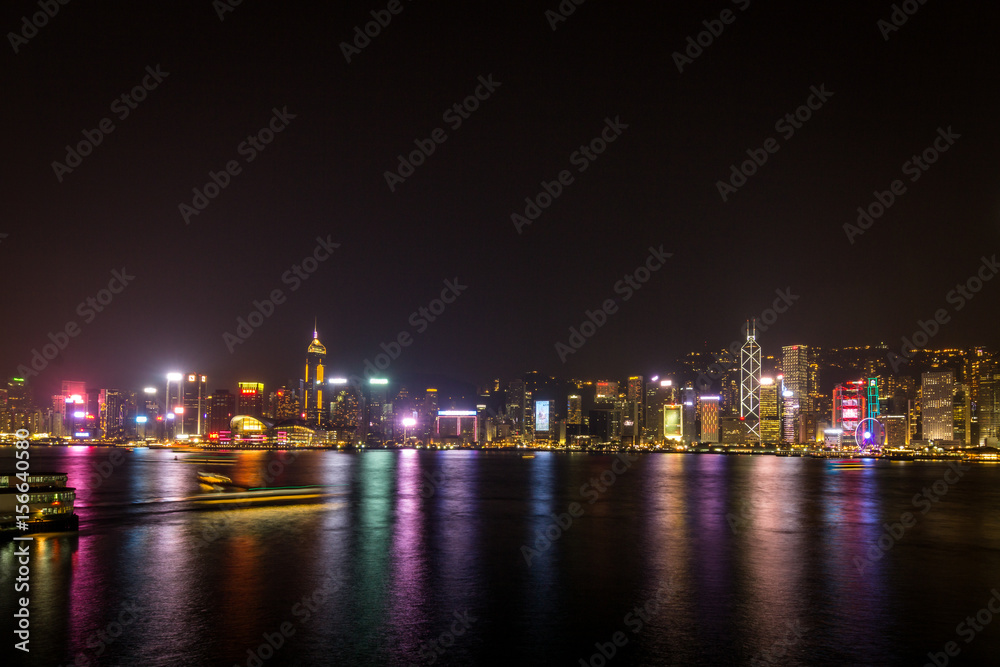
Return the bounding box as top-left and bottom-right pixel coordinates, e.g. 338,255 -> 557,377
3,2 -> 999,397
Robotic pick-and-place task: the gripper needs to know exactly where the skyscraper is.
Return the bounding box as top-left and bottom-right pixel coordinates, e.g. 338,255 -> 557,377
304,323 -> 327,425
208,390 -> 236,434
627,376 -> 644,432
953,384 -> 971,446
922,371 -> 956,442
99,389 -> 136,441
740,322 -> 761,442
237,382 -> 265,418
979,362 -> 1000,443
759,377 -> 781,443
699,396 -> 720,443
181,374 -> 208,435
782,345 -> 812,411
833,381 -> 866,446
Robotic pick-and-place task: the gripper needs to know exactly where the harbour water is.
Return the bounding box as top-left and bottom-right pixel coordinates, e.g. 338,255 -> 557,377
2,448 -> 999,666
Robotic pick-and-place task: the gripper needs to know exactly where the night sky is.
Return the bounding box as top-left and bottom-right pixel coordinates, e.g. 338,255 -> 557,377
3,0 -> 998,396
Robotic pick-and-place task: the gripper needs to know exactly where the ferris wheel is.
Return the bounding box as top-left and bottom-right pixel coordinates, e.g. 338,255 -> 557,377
855,417 -> 885,453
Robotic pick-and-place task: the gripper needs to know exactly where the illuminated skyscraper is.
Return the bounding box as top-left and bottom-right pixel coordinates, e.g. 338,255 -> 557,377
505,381 -> 525,434
99,389 -> 136,441
237,382 -> 265,418
304,322 -> 327,425
782,345 -> 812,411
922,371 -> 955,441
699,396 -> 720,443
595,381 -> 619,405
979,362 -> 1000,443
627,376 -> 644,432
208,390 -> 236,434
181,374 -> 208,435
567,395 -> 582,426
6,378 -> 31,432
953,384 -> 971,446
833,381 -> 866,447
759,377 -> 781,443
781,377 -> 798,444
740,321 -> 761,442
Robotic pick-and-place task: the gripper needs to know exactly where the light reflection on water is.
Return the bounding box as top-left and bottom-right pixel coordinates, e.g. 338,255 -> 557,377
2,448 -> 1000,666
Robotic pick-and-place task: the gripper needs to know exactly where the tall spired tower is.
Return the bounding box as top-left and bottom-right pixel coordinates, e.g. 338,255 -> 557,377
304,320 -> 327,425
740,319 -> 761,443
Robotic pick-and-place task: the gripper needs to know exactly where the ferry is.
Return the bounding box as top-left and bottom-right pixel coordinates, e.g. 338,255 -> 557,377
0,472 -> 79,536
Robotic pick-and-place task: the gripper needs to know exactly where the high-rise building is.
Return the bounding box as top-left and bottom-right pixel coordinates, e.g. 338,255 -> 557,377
268,385 -> 300,421
304,324 -> 327,425
953,384 -> 971,446
979,362 -> 1000,443
627,376 -> 644,432
567,395 -> 582,426
782,345 -> 812,412
180,373 -> 208,435
833,381 -> 866,447
699,396 -> 720,443
595,381 -> 619,405
505,380 -> 525,434
6,378 -> 32,432
781,377 -> 798,444
645,379 -> 676,437
759,377 -> 781,443
922,371 -> 956,441
329,386 -> 361,437
365,379 -> 389,441
662,404 -> 683,443
883,414 -> 908,447
237,382 -> 265,418
740,323 -> 762,442
208,390 -> 236,434
681,386 -> 697,445
99,389 -> 136,441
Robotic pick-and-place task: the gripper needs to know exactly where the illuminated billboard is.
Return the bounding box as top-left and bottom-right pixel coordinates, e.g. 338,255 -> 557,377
535,400 -> 550,432
663,404 -> 683,440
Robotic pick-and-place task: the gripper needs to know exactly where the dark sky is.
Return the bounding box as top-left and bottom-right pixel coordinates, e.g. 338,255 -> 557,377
3,0 -> 998,397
